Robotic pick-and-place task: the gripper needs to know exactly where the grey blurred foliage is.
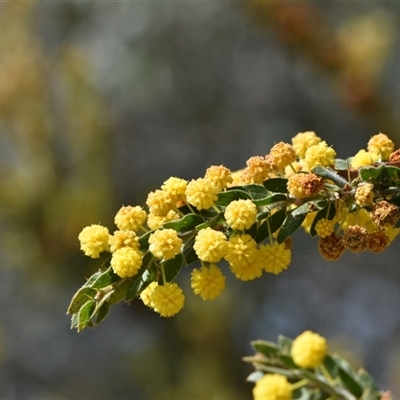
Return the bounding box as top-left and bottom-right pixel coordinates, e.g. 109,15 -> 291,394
1,1 -> 400,399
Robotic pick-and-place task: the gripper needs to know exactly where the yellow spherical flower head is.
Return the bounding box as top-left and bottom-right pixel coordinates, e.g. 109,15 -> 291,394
191,264 -> 225,300
78,224 -> 110,258
193,227 -> 228,263
241,156 -> 278,184
291,131 -> 321,159
109,230 -> 139,252
148,229 -> 183,261
185,178 -> 219,210
260,242 -> 291,275
114,205 -> 147,231
147,210 -> 180,230
204,165 -> 233,191
111,247 -> 143,278
225,234 -> 263,281
367,132 -> 394,160
150,282 -> 184,317
291,330 -> 327,368
303,141 -> 336,170
287,172 -> 324,199
146,190 -> 174,217
315,218 -> 335,238
253,373 -> 292,400
355,183 -> 374,207
351,149 -> 378,168
269,142 -> 297,171
161,177 -> 187,204
140,282 -> 158,308
224,199 -> 258,231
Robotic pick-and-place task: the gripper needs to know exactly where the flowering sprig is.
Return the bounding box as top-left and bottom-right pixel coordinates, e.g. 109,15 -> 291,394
245,331 -> 393,400
68,131 -> 400,331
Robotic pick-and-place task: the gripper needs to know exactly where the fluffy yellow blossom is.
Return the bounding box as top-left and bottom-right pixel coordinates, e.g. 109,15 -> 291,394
78,224 -> 110,258
111,247 -> 143,278
204,165 -> 233,191
291,330 -> 327,368
287,172 -> 324,199
147,210 -> 180,230
315,219 -> 335,238
193,228 -> 228,263
225,234 -> 263,281
253,374 -> 292,400
146,190 -> 174,217
303,141 -> 336,170
240,156 -> 277,184
148,229 -> 183,260
367,132 -> 395,160
150,282 -> 184,317
351,149 -> 378,168
291,131 -> 321,159
114,205 -> 147,231
260,242 -> 291,275
185,178 -> 219,210
224,199 -> 258,230
355,183 -> 374,207
191,264 -> 226,300
140,282 -> 158,307
269,142 -> 297,171
109,230 -> 140,252
161,177 -> 187,204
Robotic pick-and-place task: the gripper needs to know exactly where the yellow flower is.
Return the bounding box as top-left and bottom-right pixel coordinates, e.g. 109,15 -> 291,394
224,199 -> 258,230
147,210 -> 180,230
191,264 -> 225,300
253,374 -> 292,400
140,282 -> 158,307
291,330 -> 327,368
111,247 -> 143,278
351,149 -> 378,168
204,165 -> 233,191
148,229 -> 182,260
161,177 -> 187,204
114,205 -> 147,231
241,156 -> 277,184
185,178 -> 219,210
269,142 -> 297,171
291,131 -> 321,159
303,141 -> 336,170
193,227 -> 228,263
150,282 -> 185,317
367,132 -> 394,160
287,172 -> 324,199
355,183 -> 374,206
109,230 -> 139,252
225,234 -> 263,281
260,242 -> 291,275
315,219 -> 335,238
146,190 -> 174,217
78,224 -> 110,258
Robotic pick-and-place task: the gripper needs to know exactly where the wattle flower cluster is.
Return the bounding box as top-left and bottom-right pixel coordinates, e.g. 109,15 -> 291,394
71,131 -> 400,330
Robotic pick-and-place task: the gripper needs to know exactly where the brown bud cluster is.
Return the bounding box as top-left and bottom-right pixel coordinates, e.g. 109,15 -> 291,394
342,225 -> 369,253
367,231 -> 390,253
287,172 -> 324,199
371,200 -> 400,227
318,233 -> 345,261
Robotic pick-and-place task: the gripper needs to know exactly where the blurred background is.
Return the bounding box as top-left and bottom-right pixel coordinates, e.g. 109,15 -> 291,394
1,1 -> 400,399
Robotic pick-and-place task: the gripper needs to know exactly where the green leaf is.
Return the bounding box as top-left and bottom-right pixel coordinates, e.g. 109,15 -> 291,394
251,340 -> 279,358
309,202 -> 336,237
277,204 -> 309,243
277,335 -> 292,353
359,165 -> 400,189
334,356 -> 363,397
92,267 -> 121,289
163,213 -> 204,232
184,246 -> 199,265
139,230 -> 153,250
263,178 -> 289,193
322,355 -> 339,378
95,302 -> 110,325
67,287 -> 97,315
335,158 -> 351,170
77,300 -> 96,332
312,167 -> 348,188
70,313 -> 79,329
357,368 -> 379,392
108,279 -> 132,305
241,184 -> 271,200
162,253 -> 183,283
216,188 -> 251,205
254,193 -> 288,207
278,354 -> 297,368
